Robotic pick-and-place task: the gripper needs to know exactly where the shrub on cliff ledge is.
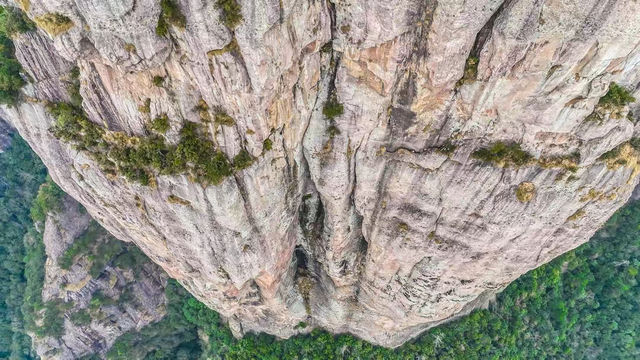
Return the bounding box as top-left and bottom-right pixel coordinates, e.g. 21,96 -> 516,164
322,96 -> 344,120
30,176 -> 64,223
233,149 -> 253,170
598,83 -> 636,109
150,114 -> 170,133
156,0 -> 186,36
216,0 -> 243,29
49,103 -> 237,187
472,142 -> 533,167
34,13 -> 74,37
586,83 -> 636,123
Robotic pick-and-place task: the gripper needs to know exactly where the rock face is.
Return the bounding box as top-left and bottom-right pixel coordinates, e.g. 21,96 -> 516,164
33,195 -> 167,359
0,118 -> 13,151
3,0 -> 640,347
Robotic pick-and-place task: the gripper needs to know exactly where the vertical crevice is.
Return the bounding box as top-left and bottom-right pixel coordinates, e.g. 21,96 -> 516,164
470,0 -> 513,58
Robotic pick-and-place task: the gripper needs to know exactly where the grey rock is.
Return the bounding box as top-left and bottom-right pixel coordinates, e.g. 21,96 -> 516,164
4,0 -> 640,347
33,195 -> 167,359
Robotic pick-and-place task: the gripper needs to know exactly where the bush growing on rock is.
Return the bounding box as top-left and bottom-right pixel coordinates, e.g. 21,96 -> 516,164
150,114 -> 170,133
599,83 -> 636,109
49,103 -> 242,186
213,107 -> 235,126
322,96 -> 344,120
30,176 -> 64,223
216,0 -> 243,29
472,142 -> 533,167
516,182 -> 536,203
233,149 -> 253,170
156,0 -> 186,36
34,13 -> 74,37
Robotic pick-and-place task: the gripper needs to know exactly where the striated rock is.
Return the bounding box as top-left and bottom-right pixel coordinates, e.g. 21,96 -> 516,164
3,0 -> 640,347
32,195 -> 167,359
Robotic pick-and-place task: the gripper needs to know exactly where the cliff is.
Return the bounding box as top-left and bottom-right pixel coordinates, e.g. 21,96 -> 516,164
2,0 -> 640,347
32,194 -> 167,359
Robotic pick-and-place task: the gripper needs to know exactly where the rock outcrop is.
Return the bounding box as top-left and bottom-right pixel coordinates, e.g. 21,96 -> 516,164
32,195 -> 167,359
0,118 -> 13,151
3,0 -> 640,347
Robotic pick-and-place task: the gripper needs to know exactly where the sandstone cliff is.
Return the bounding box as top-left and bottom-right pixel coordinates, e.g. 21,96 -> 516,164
3,0 -> 640,347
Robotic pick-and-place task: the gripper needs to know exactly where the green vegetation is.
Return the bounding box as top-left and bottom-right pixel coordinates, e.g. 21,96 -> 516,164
138,98 -> 151,114
113,245 -> 149,271
599,82 -> 636,109
0,135 -> 46,359
539,151 -> 581,172
106,280 -> 203,359
106,199 -> 640,359
263,138 -> 273,152
0,6 -> 35,37
472,141 -> 533,167
320,41 -> 333,54
69,309 -> 92,326
34,13 -> 74,37
58,220 -> 129,278
22,173 -> 65,342
436,140 -> 457,156
88,236 -> 125,278
322,95 -> 344,120
89,290 -> 116,311
150,114 -> 170,133
457,55 -> 479,86
216,0 -> 243,29
35,300 -> 67,338
152,75 -> 165,87
587,82 -> 636,123
213,107 -> 235,126
232,149 -> 253,170
515,181 -> 536,203
156,0 -> 186,36
323,93 -> 344,140
207,37 -> 239,57
599,138 -> 640,168
29,175 -> 64,223
67,66 -> 82,107
58,223 -> 100,270
326,125 -> 340,138
0,6 -> 35,105
49,102 -> 236,186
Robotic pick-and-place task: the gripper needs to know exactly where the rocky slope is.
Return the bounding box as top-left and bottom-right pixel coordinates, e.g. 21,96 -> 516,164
32,195 -> 167,359
0,118 -> 13,151
2,0 -> 640,347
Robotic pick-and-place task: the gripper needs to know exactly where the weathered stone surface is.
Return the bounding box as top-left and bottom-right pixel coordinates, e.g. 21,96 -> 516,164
3,0 -> 640,347
33,196 -> 167,359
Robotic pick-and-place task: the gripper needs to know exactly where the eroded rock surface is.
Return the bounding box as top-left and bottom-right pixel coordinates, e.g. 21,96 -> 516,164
32,195 -> 167,359
3,0 -> 640,347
